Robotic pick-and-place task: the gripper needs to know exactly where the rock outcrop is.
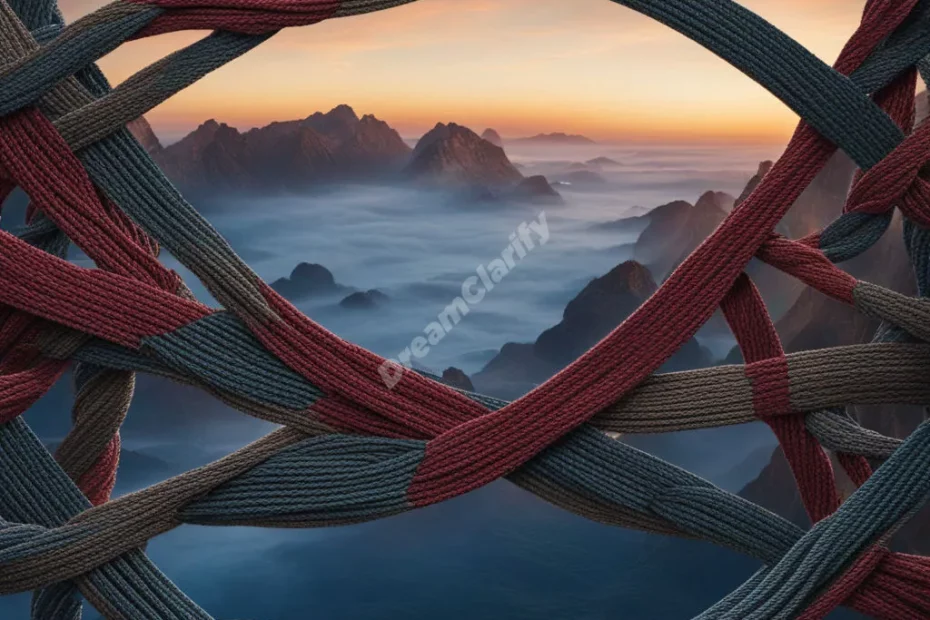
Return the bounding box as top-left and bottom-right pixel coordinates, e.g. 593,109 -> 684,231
735,160 -> 772,206
509,175 -> 563,204
270,263 -> 347,300
473,261 -> 711,398
126,116 -> 163,155
339,289 -> 390,310
662,191 -> 735,272
404,123 -> 523,187
441,367 -> 475,392
481,128 -> 503,147
153,106 -> 410,193
631,191 -> 734,279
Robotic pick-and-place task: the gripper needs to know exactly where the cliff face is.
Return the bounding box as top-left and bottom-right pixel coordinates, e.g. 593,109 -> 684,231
404,122 -> 523,187
153,106 -> 410,193
630,200 -> 692,271
511,175 -> 563,203
633,191 -> 735,280
473,261 -> 712,399
735,161 -> 772,206
126,116 -> 162,155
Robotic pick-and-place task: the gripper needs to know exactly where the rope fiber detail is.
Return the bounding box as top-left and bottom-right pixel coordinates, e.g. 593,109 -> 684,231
0,0 -> 929,618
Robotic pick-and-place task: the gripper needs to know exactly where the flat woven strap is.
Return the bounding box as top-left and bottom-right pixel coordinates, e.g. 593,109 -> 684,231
0,0 -> 930,618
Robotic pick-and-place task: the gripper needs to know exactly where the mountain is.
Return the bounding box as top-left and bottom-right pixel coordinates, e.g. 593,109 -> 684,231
594,191 -> 735,281
514,132 -> 596,145
340,289 -> 390,310
472,261 -> 712,399
510,175 -> 563,203
586,156 -> 621,168
403,122 -> 523,187
270,263 -> 351,301
126,116 -> 162,155
440,367 -> 475,392
631,191 -> 735,280
152,105 -> 410,193
481,128 -> 503,147
735,160 -> 772,206
662,191 -> 735,273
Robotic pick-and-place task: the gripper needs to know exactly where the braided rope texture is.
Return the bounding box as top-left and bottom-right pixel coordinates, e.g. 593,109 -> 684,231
1,0 -> 930,618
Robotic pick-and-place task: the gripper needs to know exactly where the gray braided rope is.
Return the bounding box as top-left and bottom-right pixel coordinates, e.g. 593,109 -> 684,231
0,0 -> 929,619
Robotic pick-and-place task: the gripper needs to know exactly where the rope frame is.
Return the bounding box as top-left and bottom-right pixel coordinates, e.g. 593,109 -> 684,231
0,0 -> 928,618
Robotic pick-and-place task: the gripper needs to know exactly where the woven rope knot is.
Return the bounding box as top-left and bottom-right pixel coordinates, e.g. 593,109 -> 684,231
845,115 -> 930,227
0,0 -> 930,618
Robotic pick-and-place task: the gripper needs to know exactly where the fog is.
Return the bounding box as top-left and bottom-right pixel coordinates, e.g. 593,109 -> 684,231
3,141 -> 866,619
163,141 -> 784,374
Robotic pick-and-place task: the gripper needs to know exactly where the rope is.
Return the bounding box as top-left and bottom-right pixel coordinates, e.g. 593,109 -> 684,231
0,0 -> 929,618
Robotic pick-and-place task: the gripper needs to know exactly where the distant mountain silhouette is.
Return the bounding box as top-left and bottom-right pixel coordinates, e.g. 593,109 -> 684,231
271,263 -> 351,301
481,128 -> 503,147
441,367 -> 475,392
149,105 -> 410,193
340,289 -> 390,310
624,191 -> 734,280
586,156 -> 621,168
513,132 -> 596,145
129,110 -> 599,198
511,175 -> 563,204
473,260 -> 711,399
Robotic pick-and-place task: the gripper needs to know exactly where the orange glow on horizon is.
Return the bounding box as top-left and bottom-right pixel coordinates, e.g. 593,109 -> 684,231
147,98 -> 796,145
59,0 -> 866,145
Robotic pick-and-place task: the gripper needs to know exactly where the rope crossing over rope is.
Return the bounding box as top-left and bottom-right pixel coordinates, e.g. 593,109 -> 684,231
0,0 -> 929,617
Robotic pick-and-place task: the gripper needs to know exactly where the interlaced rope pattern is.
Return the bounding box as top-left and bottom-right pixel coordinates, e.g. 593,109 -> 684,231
0,0 -> 929,618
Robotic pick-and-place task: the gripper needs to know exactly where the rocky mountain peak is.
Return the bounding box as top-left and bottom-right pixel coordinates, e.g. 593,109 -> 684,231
271,262 -> 348,300
481,128 -> 503,146
562,261 -> 656,324
151,106 -> 410,192
735,160 -> 774,207
304,104 -> 361,143
473,259 -> 710,398
694,190 -> 735,214
412,122 -> 471,155
404,122 -> 523,187
126,116 -> 162,155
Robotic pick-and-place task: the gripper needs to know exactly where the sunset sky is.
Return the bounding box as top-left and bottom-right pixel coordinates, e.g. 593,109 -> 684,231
59,0 -> 866,144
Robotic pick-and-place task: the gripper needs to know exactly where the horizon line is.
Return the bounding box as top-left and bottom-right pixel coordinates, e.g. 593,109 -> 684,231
146,111 -> 795,149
